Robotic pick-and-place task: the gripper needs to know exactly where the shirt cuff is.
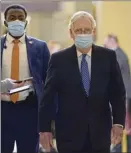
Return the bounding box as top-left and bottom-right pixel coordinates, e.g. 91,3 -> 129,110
113,124 -> 124,128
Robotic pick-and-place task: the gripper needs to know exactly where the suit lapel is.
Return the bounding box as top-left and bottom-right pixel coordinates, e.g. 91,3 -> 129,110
1,36 -> 6,52
25,36 -> 41,83
1,35 -> 6,67
25,36 -> 34,76
70,44 -> 101,98
89,44 -> 101,98
70,45 -> 88,97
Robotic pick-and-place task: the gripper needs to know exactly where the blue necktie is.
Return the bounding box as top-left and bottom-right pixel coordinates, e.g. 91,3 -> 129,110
81,54 -> 90,96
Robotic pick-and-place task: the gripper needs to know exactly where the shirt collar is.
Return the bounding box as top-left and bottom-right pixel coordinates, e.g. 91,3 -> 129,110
77,48 -> 92,57
6,33 -> 25,44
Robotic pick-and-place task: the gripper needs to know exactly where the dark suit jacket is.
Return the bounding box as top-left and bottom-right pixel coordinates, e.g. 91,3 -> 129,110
39,44 -> 126,151
1,35 -> 50,102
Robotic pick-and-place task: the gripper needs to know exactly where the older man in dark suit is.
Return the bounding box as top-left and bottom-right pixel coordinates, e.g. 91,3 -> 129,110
39,11 -> 126,153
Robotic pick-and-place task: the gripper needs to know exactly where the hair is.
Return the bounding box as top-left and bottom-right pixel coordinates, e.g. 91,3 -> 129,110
107,34 -> 119,43
4,4 -> 27,20
68,11 -> 96,29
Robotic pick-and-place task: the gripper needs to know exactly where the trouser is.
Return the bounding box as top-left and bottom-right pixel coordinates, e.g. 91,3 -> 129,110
1,92 -> 39,153
58,131 -> 110,153
127,98 -> 131,116
82,132 -> 110,153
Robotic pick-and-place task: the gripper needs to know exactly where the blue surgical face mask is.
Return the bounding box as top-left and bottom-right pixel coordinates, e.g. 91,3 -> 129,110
7,20 -> 25,37
75,34 -> 93,49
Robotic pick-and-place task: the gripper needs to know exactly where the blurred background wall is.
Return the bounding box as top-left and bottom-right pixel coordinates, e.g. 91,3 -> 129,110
95,1 -> 131,67
1,0 -> 131,67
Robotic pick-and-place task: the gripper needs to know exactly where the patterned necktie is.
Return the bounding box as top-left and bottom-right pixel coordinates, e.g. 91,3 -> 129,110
81,54 -> 90,96
10,39 -> 20,103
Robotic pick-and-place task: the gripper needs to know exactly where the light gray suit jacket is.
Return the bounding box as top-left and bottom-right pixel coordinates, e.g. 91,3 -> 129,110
1,79 -> 14,93
1,80 -> 9,93
114,47 -> 131,99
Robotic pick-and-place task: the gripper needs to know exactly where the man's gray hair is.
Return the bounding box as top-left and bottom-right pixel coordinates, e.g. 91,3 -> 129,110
68,11 -> 96,29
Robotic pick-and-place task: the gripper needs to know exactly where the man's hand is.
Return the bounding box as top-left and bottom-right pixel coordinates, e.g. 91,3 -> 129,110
1,78 -> 25,94
111,125 -> 123,145
40,132 -> 53,152
5,78 -> 25,90
12,81 -> 25,89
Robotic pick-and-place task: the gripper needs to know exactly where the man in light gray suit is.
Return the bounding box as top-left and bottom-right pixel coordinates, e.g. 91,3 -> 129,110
104,34 -> 131,152
104,34 -> 131,100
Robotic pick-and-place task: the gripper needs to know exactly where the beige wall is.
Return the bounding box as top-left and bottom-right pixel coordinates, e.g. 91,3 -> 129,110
26,1 -> 93,47
96,1 -> 131,66
1,1 -> 93,47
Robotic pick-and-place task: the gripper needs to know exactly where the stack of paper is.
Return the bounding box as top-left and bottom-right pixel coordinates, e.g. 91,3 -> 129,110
9,85 -> 31,94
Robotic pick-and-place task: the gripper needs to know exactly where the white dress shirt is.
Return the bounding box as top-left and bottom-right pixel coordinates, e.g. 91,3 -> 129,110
1,33 -> 33,101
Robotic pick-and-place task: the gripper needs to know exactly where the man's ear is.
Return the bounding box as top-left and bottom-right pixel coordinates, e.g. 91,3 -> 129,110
69,29 -> 74,39
93,27 -> 96,36
4,21 -> 8,27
